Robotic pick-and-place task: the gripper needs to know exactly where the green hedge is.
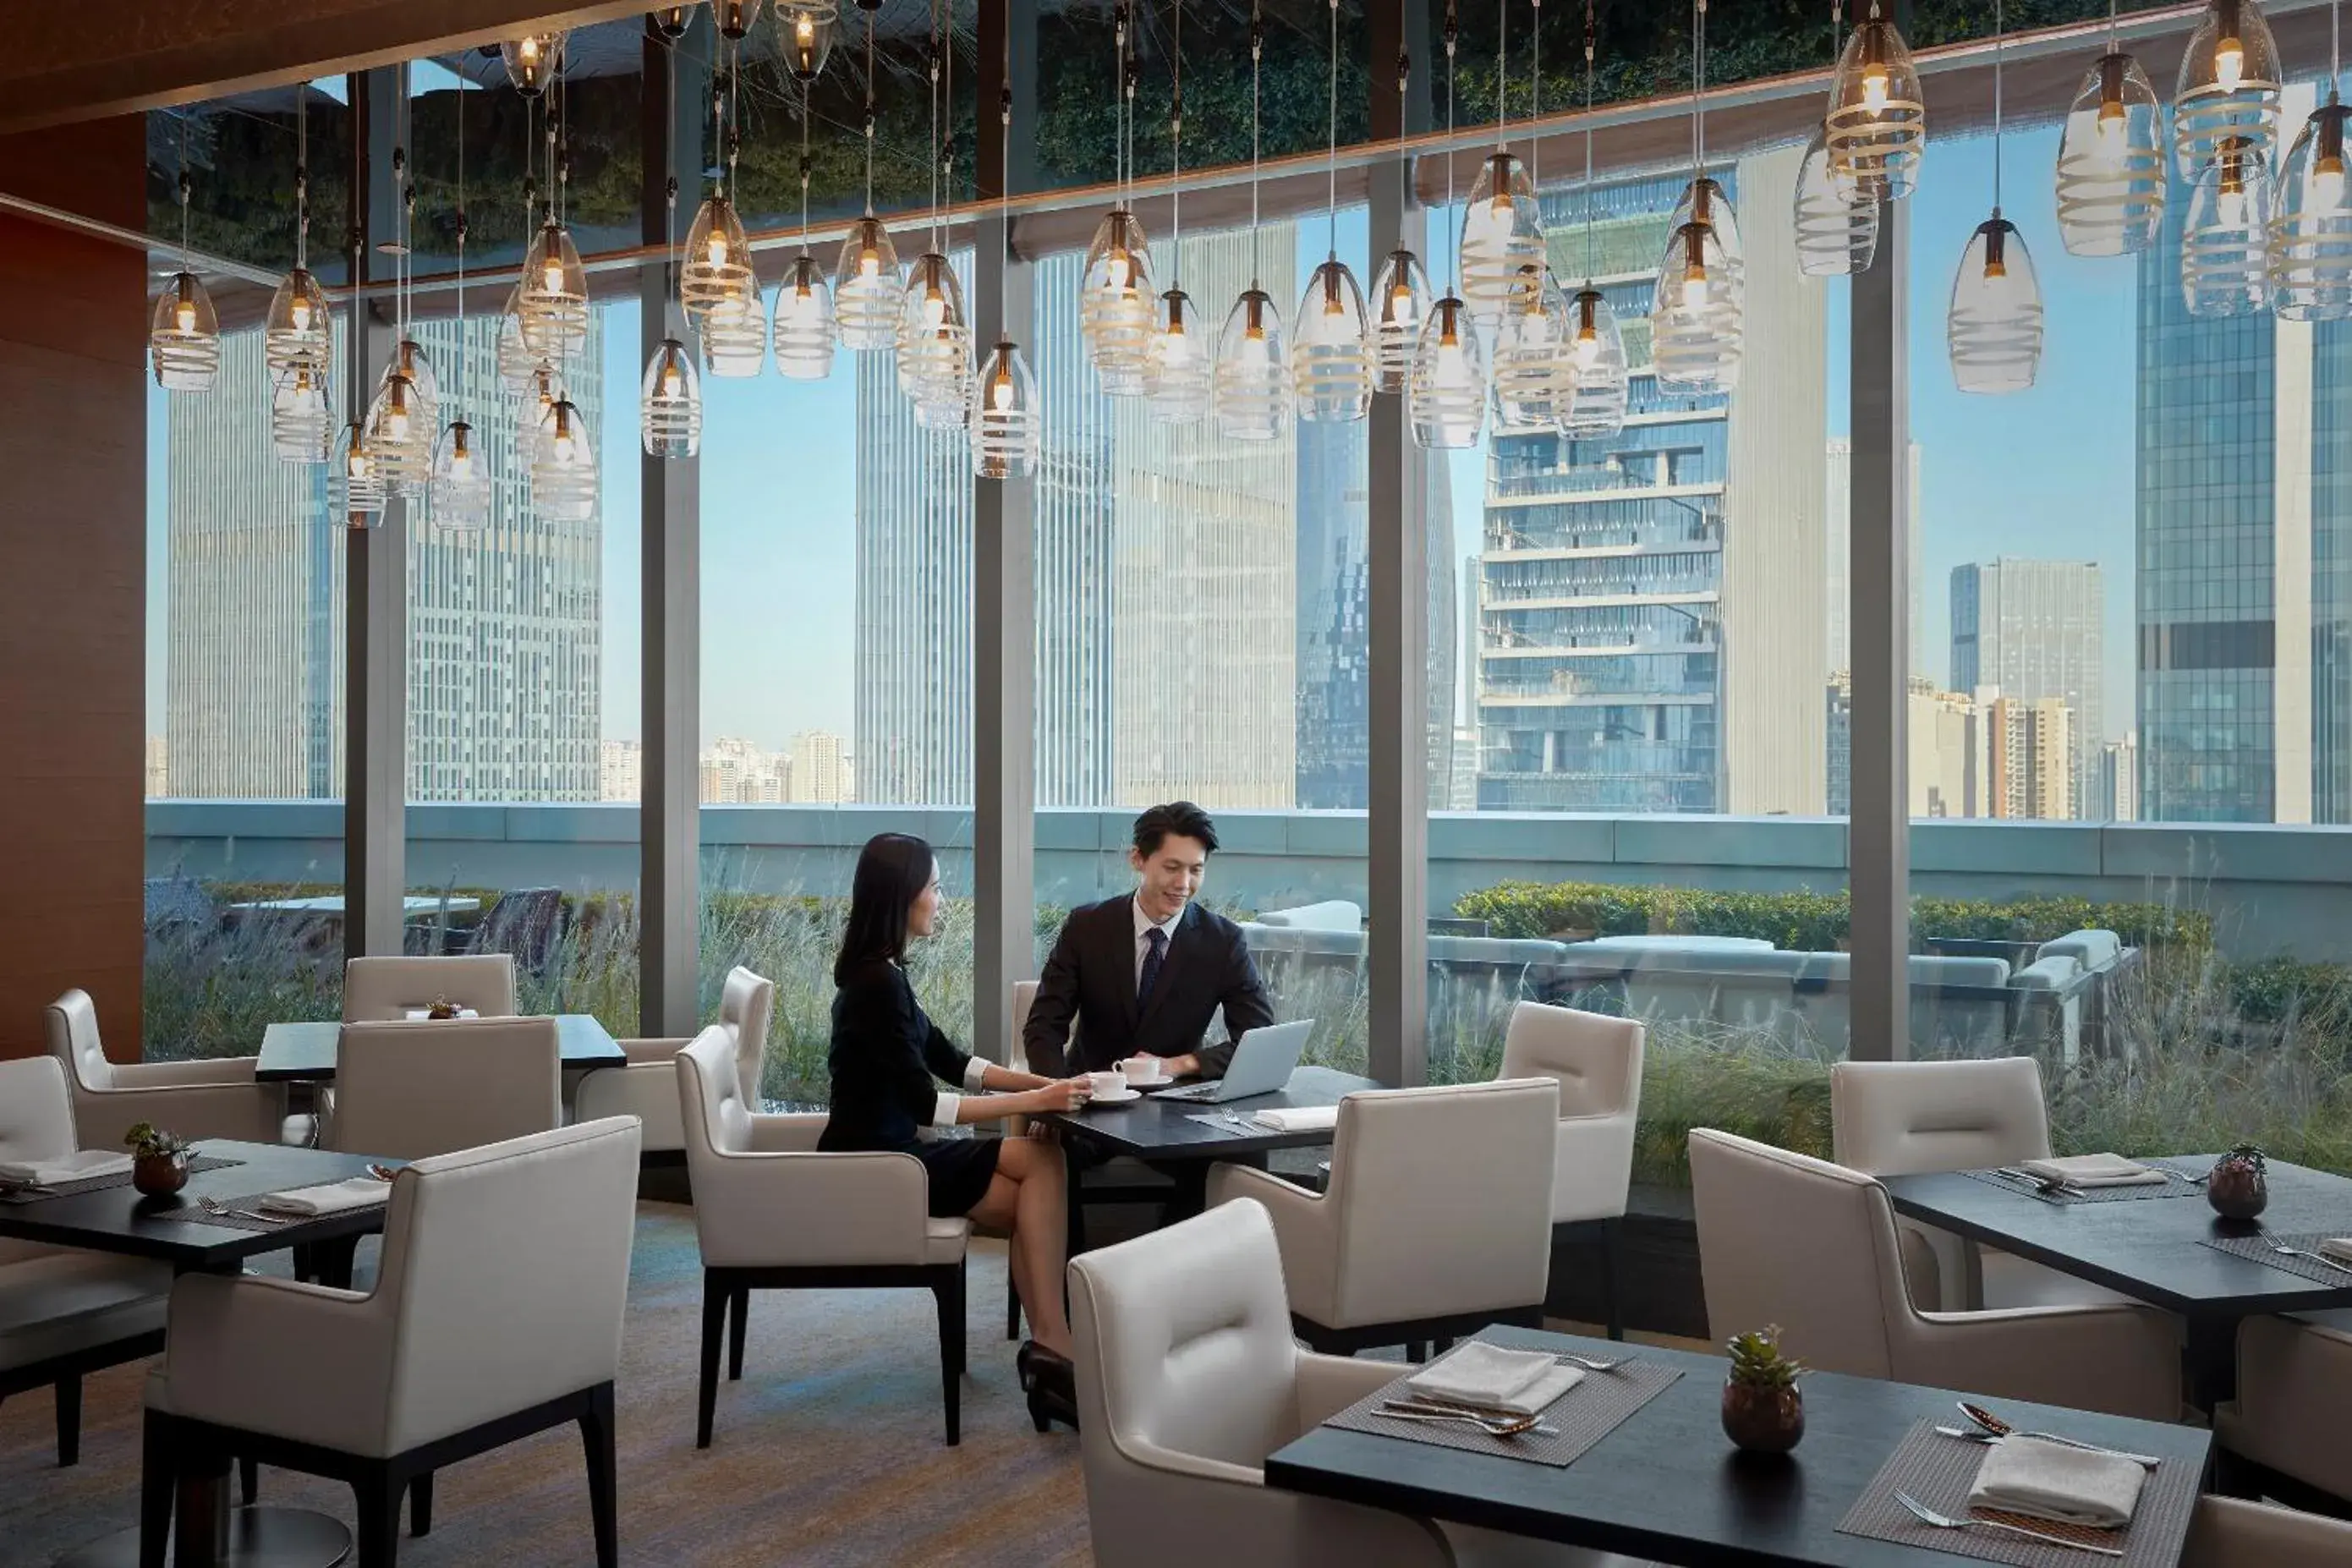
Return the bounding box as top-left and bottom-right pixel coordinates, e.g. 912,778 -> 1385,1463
1455,880 -> 2214,956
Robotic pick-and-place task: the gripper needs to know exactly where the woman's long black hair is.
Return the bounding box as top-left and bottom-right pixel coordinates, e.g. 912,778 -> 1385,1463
834,832 -> 936,985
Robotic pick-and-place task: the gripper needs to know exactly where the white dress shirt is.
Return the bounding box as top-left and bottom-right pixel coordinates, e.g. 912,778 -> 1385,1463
1134,896 -> 1182,988
929,1053 -> 996,1130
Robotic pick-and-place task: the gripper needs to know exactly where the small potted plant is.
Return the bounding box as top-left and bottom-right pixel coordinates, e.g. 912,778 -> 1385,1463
2208,1144 -> 2269,1220
124,1122 -> 196,1197
425,995 -> 461,1020
1722,1325 -> 1807,1455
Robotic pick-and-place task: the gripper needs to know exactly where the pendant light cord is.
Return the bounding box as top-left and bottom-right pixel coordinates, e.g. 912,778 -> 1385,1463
295,87 -> 308,271
1001,16 -> 1014,346
1445,0 -> 1458,288
1249,0 -> 1263,287
1691,0 -> 1706,175
1992,0 -> 2004,215
665,37 -> 680,306
1582,0 -> 1595,283
800,82 -> 813,256
178,112 -> 191,269
456,66 -> 468,403
942,0 -> 956,251
1529,0 -> 1541,200
1327,0 -> 1340,260
864,7 -> 878,217
1495,0 -> 1509,152
2333,0 -> 2343,101
1395,8 -> 1411,233
928,0 -> 941,253
1171,0 -> 1184,290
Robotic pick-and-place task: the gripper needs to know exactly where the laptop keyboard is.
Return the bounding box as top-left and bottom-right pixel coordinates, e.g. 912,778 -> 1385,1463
1151,1082 -> 1219,1102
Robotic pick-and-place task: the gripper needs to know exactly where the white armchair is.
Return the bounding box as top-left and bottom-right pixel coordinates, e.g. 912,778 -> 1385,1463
2185,1496 -> 2352,1567
1830,1058 -> 2130,1311
1207,1080 -> 1560,1357
140,1118 -> 641,1568
324,1017 -> 562,1161
0,1056 -> 172,1468
341,955 -> 517,1022
45,989 -> 290,1151
576,965 -> 775,1154
676,1026 -> 968,1447
1688,1128 -> 2181,1421
2214,1309 -> 2352,1507
1498,1002 -> 1642,1339
1072,1198 -> 1640,1568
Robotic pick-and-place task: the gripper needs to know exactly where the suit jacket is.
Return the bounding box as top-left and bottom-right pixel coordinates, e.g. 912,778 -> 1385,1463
819,959 -> 973,1155
1024,896 -> 1275,1077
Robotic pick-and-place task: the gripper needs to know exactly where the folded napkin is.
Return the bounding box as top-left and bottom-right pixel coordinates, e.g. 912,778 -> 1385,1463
2019,1154 -> 2168,1189
1404,1341 -> 1586,1417
2321,1237 -> 2352,1265
403,1006 -> 479,1020
0,1150 -> 132,1187
258,1176 -> 392,1216
1967,1434 -> 2146,1530
1253,1105 -> 1339,1133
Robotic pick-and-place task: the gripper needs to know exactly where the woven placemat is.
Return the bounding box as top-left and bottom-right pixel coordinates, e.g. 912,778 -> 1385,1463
1960,1162 -> 2207,1205
1182,1112 -> 1262,1140
1835,1418 -> 2199,1567
0,1155 -> 244,1204
2199,1231 -> 2352,1287
1323,1357 -> 1683,1468
175,1191 -> 388,1233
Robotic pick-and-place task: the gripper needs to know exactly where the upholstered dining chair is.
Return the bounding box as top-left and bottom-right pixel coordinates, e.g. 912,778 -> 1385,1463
1829,1057 -> 2128,1310
1071,1198 -> 1644,1568
676,1026 -> 968,1446
322,1017 -> 562,1161
140,1118 -> 640,1568
576,965 -> 776,1155
0,1055 -> 173,1468
1688,1128 -> 2180,1421
45,989 -> 290,1151
1496,1002 -> 1643,1339
2214,1309 -> 2352,1510
340,955 -> 518,1023
2185,1496 -> 2352,1566
1207,1079 -> 1560,1357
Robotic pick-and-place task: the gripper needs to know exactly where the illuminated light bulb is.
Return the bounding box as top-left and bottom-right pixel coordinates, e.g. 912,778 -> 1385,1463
1408,293 -> 1486,448
1681,258 -> 1710,311
174,298 -> 197,333
362,370 -> 430,493
264,266 -> 331,377
681,195 -> 754,327
832,217 -> 904,351
781,3 -> 835,80
1367,248 -> 1432,395
1861,64 -> 1890,115
771,252 -> 837,381
641,335 -> 702,458
1080,208 -> 1156,395
501,32 -> 567,97
2174,0 -> 2280,180
1460,152 -> 1545,321
1212,287 -> 1291,441
518,219 -> 589,359
1574,327 -> 1600,370
2094,98 -> 2129,165
2215,36 -> 2245,92
2057,51 -> 2165,256
970,338 -> 1041,480
330,420 -> 385,522
1828,7 -> 1925,201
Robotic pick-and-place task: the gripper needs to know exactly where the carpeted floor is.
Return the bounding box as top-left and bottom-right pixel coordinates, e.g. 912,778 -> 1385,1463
0,1203 -> 1093,1567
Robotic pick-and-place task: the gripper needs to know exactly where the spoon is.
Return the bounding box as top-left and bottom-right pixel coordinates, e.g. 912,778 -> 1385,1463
1958,1401 -> 2163,1467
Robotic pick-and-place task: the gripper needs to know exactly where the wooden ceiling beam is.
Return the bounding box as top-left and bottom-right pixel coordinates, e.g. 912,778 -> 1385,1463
0,1 -> 654,135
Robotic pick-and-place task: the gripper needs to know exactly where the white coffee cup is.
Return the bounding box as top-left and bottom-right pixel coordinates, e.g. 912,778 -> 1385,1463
1119,1056 -> 1164,1085
1087,1071 -> 1127,1099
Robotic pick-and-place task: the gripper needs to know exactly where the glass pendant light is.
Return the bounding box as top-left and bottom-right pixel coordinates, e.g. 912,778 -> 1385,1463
835,4 -> 904,350
384,334 -> 439,429
714,0 -> 765,40
1413,3 -> 1485,450
1948,2 -> 2043,396
501,32 -> 566,97
519,211 -> 589,360
1827,0 -> 1925,202
266,90 -> 330,383
694,34 -> 766,377
1559,0 -> 1627,441
428,78 -> 489,532
331,420 -> 386,523
703,290 -> 770,377
680,195 -> 754,326
655,7 -> 695,38
531,392 -> 598,522
899,10 -> 971,424
2055,10 -> 2164,258
1214,3 -> 1291,440
1293,0 -> 1374,424
1792,1 -> 1878,278
271,365 -> 335,464
1652,1 -> 1742,394
781,2 -> 837,82
2271,0 -> 2352,321
1368,42 -> 1432,395
1460,0 -> 1544,323
1492,264 -> 1577,430
772,84 -> 838,380
973,66 -> 1040,480
2174,0 -> 2281,181
496,284 -> 537,392
2184,136 -> 2274,315
363,368 -> 432,494
521,363 -> 562,466
644,35 -> 705,457
1149,0 -> 1210,425
1081,4 -> 1155,396
151,116 -> 219,393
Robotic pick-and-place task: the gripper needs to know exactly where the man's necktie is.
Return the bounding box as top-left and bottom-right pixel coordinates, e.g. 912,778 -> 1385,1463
1138,925 -> 1168,1008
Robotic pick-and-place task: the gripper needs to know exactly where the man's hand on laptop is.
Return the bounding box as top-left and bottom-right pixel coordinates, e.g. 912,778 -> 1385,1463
1160,1052 -> 1201,1078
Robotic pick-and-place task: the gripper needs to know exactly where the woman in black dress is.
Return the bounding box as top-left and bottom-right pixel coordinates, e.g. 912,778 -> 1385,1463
822,832 -> 1093,1431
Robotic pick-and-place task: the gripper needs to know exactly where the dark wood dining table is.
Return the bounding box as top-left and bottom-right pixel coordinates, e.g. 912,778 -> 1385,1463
255,1012 -> 625,1083
1882,1154 -> 2352,1409
0,1139 -> 408,1568
1264,1324 -> 2214,1568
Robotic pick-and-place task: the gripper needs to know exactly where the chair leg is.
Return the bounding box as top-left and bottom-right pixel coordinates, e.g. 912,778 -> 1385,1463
1006,1260 -> 1022,1341
727,1286 -> 749,1380
1432,1337 -> 1455,1357
55,1373 -> 81,1467
353,1467 -> 403,1568
1406,1341 -> 1429,1363
578,1383 -> 620,1568
1602,1216 -> 1625,1341
696,1274 -> 726,1449
932,1268 -> 964,1447
238,1454 -> 257,1505
140,1412 -> 175,1568
408,1472 -> 433,1537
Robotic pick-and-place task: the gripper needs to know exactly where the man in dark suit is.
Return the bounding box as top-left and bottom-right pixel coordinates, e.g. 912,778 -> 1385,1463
1024,802 -> 1274,1078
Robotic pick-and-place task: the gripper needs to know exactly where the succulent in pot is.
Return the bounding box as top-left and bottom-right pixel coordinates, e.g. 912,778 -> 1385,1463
425,995 -> 460,1020
1722,1325 -> 1807,1454
2208,1143 -> 2269,1220
124,1121 -> 196,1197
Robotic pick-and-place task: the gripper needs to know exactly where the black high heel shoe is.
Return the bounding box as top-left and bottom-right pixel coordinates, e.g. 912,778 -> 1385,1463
1027,1355 -> 1079,1433
1017,1339 -> 1071,1395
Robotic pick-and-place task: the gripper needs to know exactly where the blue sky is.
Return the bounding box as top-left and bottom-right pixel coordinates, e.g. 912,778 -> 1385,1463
150,118 -> 2141,750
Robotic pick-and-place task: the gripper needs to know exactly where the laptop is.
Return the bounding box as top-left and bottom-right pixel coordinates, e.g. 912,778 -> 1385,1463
1151,1019 -> 1315,1105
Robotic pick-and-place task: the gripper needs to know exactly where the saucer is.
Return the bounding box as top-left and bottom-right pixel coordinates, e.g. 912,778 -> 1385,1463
1088,1087 -> 1141,1105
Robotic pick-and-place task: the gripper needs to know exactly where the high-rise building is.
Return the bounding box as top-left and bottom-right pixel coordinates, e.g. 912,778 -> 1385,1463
1825,437 -> 1923,677
787,729 -> 853,803
1911,677 -> 1986,820
1987,694 -> 2075,820
598,739 -> 640,803
145,735 -> 169,798
165,315 -> 604,803
1950,558 -> 2103,819
1476,147 -> 1828,814
2099,732 -> 2141,822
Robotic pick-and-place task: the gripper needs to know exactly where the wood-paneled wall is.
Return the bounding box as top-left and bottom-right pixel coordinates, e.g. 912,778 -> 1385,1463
0,118 -> 148,1061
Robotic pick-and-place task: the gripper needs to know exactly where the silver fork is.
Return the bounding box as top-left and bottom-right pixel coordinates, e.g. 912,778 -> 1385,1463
1555,1352 -> 1633,1372
2270,1242 -> 2352,1277
198,1196 -> 287,1225
1892,1491 -> 2124,1558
